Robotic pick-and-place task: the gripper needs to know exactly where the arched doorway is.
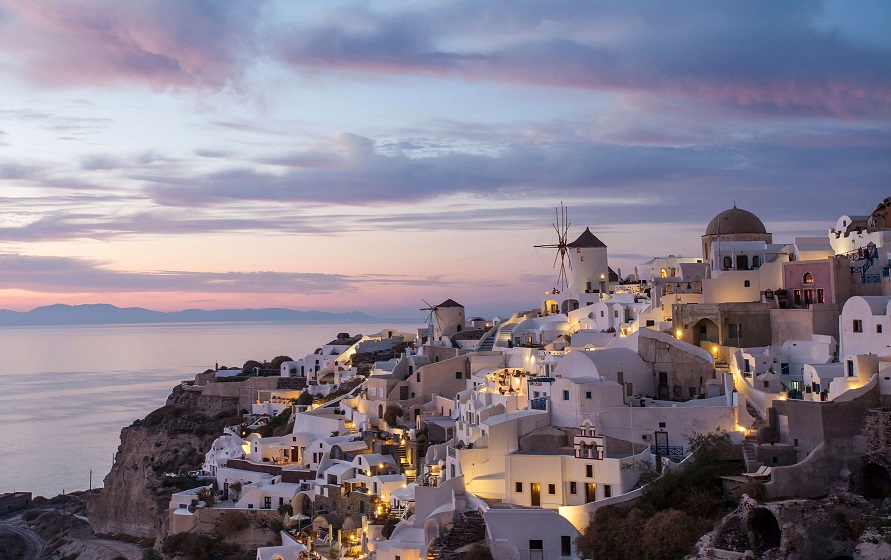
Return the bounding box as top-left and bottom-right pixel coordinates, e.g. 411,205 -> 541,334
692,318 -> 720,346
561,299 -> 579,314
749,508 -> 781,554
854,463 -> 891,499
543,299 -> 558,315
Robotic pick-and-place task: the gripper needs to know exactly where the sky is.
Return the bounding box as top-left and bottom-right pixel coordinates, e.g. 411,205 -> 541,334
0,0 -> 889,320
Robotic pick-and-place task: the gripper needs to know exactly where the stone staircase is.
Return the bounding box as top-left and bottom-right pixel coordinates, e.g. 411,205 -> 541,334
393,445 -> 416,483
742,435 -> 761,472
429,510 -> 487,560
478,330 -> 496,352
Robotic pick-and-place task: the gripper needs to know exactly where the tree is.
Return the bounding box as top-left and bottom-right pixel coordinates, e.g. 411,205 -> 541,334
383,404 -> 405,427
297,391 -> 314,407
242,360 -> 262,375
270,355 -> 294,370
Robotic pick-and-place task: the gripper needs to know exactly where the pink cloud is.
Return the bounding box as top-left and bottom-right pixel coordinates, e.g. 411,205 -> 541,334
0,0 -> 264,90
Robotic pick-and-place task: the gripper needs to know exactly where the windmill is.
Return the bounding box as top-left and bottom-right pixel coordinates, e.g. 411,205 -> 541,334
534,202 -> 573,290
419,299 -> 444,343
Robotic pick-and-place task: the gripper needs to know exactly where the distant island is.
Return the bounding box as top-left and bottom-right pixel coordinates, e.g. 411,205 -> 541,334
0,303 -> 380,326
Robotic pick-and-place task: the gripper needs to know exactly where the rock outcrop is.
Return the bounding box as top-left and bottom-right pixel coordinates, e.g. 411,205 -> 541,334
87,382 -> 240,540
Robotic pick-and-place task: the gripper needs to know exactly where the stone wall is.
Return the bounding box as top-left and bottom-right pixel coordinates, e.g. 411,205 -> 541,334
313,484 -> 379,528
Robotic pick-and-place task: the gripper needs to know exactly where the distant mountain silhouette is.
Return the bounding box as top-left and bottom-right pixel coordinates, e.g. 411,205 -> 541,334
0,304 -> 378,326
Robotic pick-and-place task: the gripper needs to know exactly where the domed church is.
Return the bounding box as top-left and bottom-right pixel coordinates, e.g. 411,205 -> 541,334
701,203 -> 773,265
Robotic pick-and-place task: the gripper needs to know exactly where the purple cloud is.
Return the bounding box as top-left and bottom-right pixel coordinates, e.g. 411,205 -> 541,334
0,0 -> 265,90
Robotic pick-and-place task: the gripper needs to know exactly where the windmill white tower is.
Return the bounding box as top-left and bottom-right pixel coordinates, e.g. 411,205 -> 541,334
420,299 -> 465,344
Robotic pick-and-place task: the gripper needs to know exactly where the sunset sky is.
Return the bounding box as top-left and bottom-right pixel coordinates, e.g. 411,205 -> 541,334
0,1 -> 889,320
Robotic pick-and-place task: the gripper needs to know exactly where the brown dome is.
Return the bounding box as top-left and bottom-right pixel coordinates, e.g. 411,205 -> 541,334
705,205 -> 766,236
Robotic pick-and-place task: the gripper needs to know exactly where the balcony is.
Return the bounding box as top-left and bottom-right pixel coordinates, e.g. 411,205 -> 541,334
650,445 -> 684,458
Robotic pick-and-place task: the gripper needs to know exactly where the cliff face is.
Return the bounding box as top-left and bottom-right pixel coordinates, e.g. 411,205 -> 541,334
87,384 -> 240,539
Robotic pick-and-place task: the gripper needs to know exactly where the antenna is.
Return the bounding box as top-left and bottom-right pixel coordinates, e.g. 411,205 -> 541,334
534,202 -> 572,290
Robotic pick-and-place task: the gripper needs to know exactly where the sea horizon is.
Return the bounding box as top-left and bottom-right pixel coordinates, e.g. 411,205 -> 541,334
0,320 -> 418,497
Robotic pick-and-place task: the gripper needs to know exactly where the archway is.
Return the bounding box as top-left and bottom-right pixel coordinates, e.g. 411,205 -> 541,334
854,462 -> 891,499
749,507 -> 781,554
692,318 -> 720,346
561,299 -> 579,314
543,299 -> 559,315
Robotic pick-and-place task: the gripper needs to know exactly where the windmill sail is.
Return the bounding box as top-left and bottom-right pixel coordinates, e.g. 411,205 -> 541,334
534,202 -> 573,290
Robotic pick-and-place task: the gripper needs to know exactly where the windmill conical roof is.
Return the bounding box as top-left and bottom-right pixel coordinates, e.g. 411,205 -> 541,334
567,227 -> 607,248
436,299 -> 463,308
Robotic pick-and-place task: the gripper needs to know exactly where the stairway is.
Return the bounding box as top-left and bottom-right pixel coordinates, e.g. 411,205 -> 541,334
435,510 -> 487,560
742,436 -> 761,473
393,445 -> 415,483
478,331 -> 496,352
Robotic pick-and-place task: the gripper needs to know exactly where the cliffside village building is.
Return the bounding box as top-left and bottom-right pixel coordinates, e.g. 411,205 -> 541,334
165,198 -> 891,560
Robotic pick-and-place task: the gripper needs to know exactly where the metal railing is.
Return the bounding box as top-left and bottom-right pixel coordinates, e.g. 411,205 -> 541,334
650,445 -> 684,458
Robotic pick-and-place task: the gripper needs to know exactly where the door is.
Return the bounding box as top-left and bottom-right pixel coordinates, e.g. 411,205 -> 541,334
655,431 -> 668,454
531,483 -> 541,507
585,483 -> 596,503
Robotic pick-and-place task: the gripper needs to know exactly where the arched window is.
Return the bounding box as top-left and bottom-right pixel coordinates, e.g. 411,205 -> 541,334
378,404 -> 384,418
803,272 -> 814,284
723,256 -> 732,269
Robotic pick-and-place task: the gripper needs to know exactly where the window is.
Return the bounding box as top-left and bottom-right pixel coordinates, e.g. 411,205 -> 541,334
515,482 -> 523,493
817,289 -> 825,303
530,540 -> 543,551
781,363 -> 790,375
614,310 -> 619,318
548,483 -> 556,495
569,481 -> 577,494
723,256 -> 732,269
853,320 -> 863,333
661,268 -> 668,278
561,535 -> 572,557
603,484 -> 612,498
279,497 -> 284,506
563,390 -> 570,401
878,324 -> 884,334
456,371 -> 462,379
585,391 -> 592,399
752,256 -> 761,268
646,320 -> 655,327
744,280 -> 751,287
803,272 -> 814,284
793,290 -> 802,306
586,464 -> 593,477
848,360 -> 855,377
600,310 -> 604,317
729,324 -> 742,339
451,464 -> 456,478
658,421 -> 666,428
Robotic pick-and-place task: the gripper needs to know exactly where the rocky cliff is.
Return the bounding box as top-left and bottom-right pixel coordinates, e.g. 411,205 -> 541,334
87,382 -> 240,540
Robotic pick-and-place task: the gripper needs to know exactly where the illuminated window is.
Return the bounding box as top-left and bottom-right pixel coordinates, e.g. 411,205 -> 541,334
660,268 -> 668,278
803,272 -> 814,284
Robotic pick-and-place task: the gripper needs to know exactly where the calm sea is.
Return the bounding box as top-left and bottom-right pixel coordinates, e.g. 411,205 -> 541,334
0,321 -> 416,498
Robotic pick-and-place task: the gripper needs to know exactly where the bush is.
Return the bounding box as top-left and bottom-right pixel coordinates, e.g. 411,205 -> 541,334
464,543 -> 494,560
641,509 -> 709,560
297,391 -> 314,407
383,404 -> 405,427
21,509 -> 41,521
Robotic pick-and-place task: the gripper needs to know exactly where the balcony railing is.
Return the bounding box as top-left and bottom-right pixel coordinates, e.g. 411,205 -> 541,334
650,445 -> 684,458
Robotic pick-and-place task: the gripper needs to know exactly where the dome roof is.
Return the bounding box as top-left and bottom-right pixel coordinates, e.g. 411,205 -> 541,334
705,204 -> 766,236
